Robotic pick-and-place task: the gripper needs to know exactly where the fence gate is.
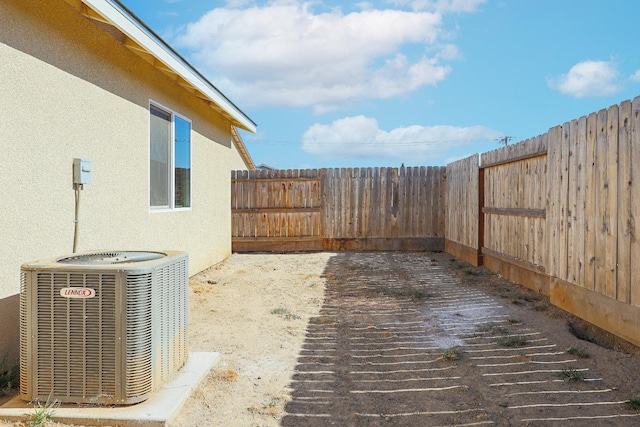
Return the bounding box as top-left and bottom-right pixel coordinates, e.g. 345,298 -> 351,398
231,169 -> 323,252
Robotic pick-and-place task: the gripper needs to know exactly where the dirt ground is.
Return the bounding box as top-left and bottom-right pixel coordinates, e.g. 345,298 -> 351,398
2,251 -> 640,426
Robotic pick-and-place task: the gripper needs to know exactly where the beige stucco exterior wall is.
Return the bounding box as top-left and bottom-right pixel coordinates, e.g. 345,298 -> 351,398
0,0 -> 250,361
229,139 -> 253,171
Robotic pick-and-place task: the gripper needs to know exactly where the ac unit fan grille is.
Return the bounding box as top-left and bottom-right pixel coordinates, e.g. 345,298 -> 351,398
58,251 -> 165,265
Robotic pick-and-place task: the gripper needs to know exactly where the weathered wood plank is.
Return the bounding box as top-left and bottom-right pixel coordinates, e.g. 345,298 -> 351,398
406,167 -> 414,237
483,248 -> 550,296
234,207 -> 321,214
370,167 -> 380,238
379,167 -> 388,238
342,168 -> 350,238
594,107 -> 614,296
605,104 -> 619,299
546,125 -> 562,279
482,208 -> 546,217
566,120 -> 578,284
438,167 -> 446,237
584,112 -> 598,291
615,101 -> 633,304
325,237 -> 444,252
573,117 -> 587,287
350,167 -> 359,238
558,123 -> 570,281
434,167 -> 441,237
481,141 -> 547,168
630,96 -> 640,307
551,277 -> 640,348
426,167 -> 432,237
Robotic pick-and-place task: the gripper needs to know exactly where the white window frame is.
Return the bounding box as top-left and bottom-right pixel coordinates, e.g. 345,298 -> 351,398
149,100 -> 192,212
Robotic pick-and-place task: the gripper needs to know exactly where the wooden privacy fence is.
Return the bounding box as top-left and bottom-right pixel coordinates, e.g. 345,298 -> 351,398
445,95 -> 640,348
231,167 -> 446,252
445,154 -> 479,264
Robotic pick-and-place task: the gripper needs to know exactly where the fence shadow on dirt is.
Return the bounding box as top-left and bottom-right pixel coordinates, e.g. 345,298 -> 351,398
281,252 -> 495,426
281,252 -> 640,426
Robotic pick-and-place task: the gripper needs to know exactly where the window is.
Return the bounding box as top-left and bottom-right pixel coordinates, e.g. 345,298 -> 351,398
149,103 -> 191,209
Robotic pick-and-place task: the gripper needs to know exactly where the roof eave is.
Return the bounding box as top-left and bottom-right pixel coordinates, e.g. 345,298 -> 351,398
64,0 -> 257,133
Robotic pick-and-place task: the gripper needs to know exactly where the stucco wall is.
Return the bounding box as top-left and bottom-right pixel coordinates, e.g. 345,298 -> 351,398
0,0 -> 249,360
230,139 -> 253,171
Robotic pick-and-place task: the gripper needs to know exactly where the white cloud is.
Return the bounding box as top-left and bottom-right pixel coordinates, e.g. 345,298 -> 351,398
630,70 -> 640,82
172,1 -> 467,112
224,0 -> 253,7
387,0 -> 486,12
301,115 -> 502,162
548,60 -> 622,98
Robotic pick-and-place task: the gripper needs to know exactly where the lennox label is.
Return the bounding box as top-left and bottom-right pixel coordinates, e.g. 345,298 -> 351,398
60,287 -> 96,299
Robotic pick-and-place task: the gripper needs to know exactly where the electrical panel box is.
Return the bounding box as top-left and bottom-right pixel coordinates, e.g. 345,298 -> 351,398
73,158 -> 91,185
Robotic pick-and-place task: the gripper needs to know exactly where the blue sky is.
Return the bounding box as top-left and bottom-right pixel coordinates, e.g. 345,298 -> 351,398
119,0 -> 640,169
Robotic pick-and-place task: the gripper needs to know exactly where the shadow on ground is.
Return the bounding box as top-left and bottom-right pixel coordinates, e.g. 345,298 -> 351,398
281,252 -> 640,426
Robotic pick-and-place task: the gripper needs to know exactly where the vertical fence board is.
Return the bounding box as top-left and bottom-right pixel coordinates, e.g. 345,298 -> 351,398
379,168 -> 388,238
426,167 -> 434,237
567,120 -> 578,284
631,97 -> 640,307
546,126 -> 562,278
405,167 -> 413,236
605,105 -> 619,298
584,112 -> 598,291
558,124 -> 570,282
617,101 -> 632,303
342,168 -> 350,238
370,167 -> 379,238
334,169 -> 342,238
595,108 -> 612,295
439,167 -> 447,236
353,168 -> 360,237
573,117 -> 587,286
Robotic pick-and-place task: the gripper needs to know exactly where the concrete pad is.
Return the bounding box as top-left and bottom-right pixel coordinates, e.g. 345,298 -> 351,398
0,352 -> 219,426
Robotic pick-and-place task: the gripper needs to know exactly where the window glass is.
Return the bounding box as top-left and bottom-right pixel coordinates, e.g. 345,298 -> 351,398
149,103 -> 191,210
174,116 -> 191,208
150,105 -> 171,208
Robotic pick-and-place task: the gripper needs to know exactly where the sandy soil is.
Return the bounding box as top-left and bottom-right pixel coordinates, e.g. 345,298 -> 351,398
172,253 -> 333,427
0,252 -> 333,427
2,251 -> 640,426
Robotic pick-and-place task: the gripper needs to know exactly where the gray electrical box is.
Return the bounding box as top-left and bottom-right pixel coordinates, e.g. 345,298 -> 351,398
73,158 -> 91,185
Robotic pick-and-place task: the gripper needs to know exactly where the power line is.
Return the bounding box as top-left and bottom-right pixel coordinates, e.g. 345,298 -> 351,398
244,137 -> 504,146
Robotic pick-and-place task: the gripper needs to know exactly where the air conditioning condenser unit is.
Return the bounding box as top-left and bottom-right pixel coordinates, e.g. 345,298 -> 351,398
19,250 -> 189,405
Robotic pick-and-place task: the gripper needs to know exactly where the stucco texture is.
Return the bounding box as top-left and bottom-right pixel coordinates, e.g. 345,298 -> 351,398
0,0 -> 250,359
